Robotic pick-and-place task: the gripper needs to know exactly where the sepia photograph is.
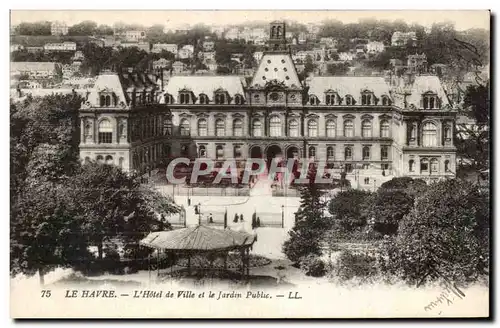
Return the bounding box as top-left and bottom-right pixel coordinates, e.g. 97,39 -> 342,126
9,9 -> 491,319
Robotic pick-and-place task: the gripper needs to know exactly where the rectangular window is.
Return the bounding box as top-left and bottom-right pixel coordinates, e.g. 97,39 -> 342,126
381,163 -> 390,170
345,164 -> 353,173
381,146 -> 389,160
362,164 -> 370,170
98,132 -> 112,144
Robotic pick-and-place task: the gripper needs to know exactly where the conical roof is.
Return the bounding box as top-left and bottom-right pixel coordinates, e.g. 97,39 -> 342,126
139,225 -> 256,251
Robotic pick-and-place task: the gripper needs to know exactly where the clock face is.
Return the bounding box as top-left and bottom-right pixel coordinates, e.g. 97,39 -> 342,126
270,92 -> 280,101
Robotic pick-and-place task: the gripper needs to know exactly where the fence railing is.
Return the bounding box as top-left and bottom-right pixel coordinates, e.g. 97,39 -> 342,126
254,212 -> 283,228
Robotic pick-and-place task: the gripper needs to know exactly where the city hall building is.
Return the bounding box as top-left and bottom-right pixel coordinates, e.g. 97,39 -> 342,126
79,22 -> 457,187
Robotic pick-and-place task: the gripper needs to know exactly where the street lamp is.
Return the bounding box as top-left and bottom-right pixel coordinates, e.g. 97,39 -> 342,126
281,205 -> 285,228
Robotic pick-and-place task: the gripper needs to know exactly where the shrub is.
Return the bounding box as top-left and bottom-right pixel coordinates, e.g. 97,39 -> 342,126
329,189 -> 372,232
300,255 -> 326,277
379,179 -> 489,285
335,250 -> 378,281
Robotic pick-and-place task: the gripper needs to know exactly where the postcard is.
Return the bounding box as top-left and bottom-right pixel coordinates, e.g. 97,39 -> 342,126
9,9 -> 490,319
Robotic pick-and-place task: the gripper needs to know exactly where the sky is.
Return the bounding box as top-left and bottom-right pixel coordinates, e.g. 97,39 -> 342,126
10,10 -> 490,31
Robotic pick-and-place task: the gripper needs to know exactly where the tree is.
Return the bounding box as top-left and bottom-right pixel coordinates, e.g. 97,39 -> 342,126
326,62 -> 350,75
328,189 -> 372,233
10,181 -> 90,284
362,189 -> 414,235
68,163 -> 179,260
381,179 -> 489,285
15,21 -> 51,35
283,165 -> 328,263
68,20 -> 98,36
96,24 -> 114,36
379,177 -> 428,198
456,81 -> 490,172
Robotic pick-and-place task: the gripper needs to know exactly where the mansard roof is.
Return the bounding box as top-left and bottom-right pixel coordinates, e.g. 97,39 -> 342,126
393,75 -> 451,108
250,53 -> 301,89
85,73 -> 129,108
163,75 -> 245,103
308,76 -> 392,99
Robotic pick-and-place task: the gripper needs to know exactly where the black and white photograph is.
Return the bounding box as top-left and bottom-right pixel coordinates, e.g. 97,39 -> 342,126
8,9 -> 491,318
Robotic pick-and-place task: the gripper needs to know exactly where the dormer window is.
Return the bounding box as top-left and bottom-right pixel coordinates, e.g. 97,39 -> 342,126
309,95 -> 319,105
99,93 -> 115,107
361,91 -> 374,105
325,92 -> 338,105
199,94 -> 209,104
179,92 -> 191,104
164,94 -> 173,104
234,94 -> 244,105
345,95 -> 354,106
381,95 -> 392,106
214,92 -> 228,105
422,92 -> 439,109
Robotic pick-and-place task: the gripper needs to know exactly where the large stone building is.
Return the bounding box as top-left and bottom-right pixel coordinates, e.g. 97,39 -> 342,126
79,22 -> 457,186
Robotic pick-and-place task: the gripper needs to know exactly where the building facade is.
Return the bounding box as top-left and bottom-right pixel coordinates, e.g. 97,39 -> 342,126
51,21 -> 68,36
79,22 -> 457,186
44,42 -> 77,52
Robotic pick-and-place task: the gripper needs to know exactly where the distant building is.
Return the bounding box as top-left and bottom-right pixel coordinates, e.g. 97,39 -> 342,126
44,42 -> 77,52
285,32 -> 293,40
202,41 -> 215,52
366,41 -> 385,54
152,43 -> 178,54
51,21 -> 68,36
26,46 -> 44,53
72,51 -> 85,61
391,31 -> 417,47
10,44 -> 24,52
225,28 -> 240,40
338,52 -> 355,62
119,42 -> 150,52
298,32 -> 307,44
319,37 -> 337,48
10,62 -> 60,80
153,58 -> 171,70
124,30 -> 146,42
407,53 -> 428,74
172,61 -> 187,74
178,45 -> 194,59
200,51 -> 216,61
253,51 -> 264,63
205,60 -> 218,71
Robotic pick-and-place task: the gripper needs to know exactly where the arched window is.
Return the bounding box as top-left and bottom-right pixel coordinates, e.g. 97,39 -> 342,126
163,144 -> 171,158
326,120 -> 336,137
215,119 -> 226,136
309,95 -> 318,105
289,119 -> 299,137
180,145 -> 189,157
233,119 -> 243,136
430,158 -> 439,173
198,119 -> 208,136
420,158 -> 429,173
308,119 -> 318,137
216,145 -> 224,159
344,119 -> 354,137
362,146 -> 370,160
198,145 -> 207,158
163,118 -> 172,135
361,120 -> 372,138
119,157 -> 124,169
180,92 -> 190,104
269,116 -> 281,137
104,95 -> 110,106
345,95 -> 354,105
215,93 -> 226,104
361,93 -> 372,105
96,155 -> 104,164
423,94 -> 438,109
326,94 -> 337,105
382,96 -> 391,106
165,94 -> 173,104
199,94 -> 209,104
180,118 -> 190,136
443,125 -> 452,141
444,160 -> 450,172
409,159 -> 415,172
327,146 -> 335,161
422,122 -> 437,147
234,95 -> 244,105
98,119 -> 113,144
100,95 -> 105,107
253,119 -> 262,137
344,146 -> 352,160
308,146 -> 316,158
380,120 -> 390,138
105,155 -> 113,165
